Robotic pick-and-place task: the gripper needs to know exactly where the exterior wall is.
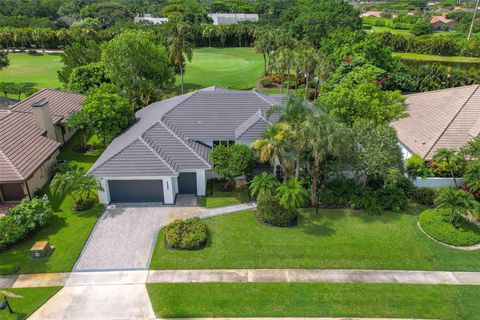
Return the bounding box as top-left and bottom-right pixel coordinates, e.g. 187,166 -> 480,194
399,142 -> 413,160
54,125 -> 76,145
411,177 -> 464,188
23,149 -> 59,197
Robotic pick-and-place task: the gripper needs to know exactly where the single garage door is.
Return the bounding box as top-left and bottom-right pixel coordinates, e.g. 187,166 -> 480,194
108,180 -> 164,203
178,173 -> 197,194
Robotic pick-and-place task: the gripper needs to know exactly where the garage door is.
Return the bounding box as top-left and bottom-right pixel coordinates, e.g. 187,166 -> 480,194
108,180 -> 164,203
178,173 -> 197,194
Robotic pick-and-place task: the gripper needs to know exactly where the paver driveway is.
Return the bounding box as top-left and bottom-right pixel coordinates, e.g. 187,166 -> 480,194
74,199 -> 200,271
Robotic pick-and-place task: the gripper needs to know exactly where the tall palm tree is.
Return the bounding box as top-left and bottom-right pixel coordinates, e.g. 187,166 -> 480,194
167,21 -> 194,94
249,172 -> 279,202
297,46 -> 318,100
276,177 -> 308,210
275,95 -> 311,179
252,123 -> 292,181
432,148 -> 461,187
254,29 -> 274,74
303,110 -> 351,207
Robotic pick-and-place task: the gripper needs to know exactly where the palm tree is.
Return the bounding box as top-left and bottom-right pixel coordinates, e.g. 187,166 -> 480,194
254,29 -> 274,74
50,170 -> 78,201
303,110 -> 351,207
249,172 -> 279,202
167,21 -> 194,94
276,177 -> 308,210
201,24 -> 214,47
275,95 -> 311,179
252,123 -> 292,181
434,187 -> 478,225
432,148 -> 461,187
297,46 -> 318,100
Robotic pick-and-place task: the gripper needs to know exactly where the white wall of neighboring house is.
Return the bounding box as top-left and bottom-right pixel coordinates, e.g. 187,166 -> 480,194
411,177 -> 464,188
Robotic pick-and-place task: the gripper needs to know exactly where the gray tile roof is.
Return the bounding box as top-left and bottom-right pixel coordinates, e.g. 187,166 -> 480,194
392,85 -> 480,160
89,87 -> 283,177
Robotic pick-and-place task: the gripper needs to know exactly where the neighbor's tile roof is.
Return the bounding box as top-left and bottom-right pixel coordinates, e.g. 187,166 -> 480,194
89,87 -> 283,177
392,85 -> 480,160
12,89 -> 85,124
0,89 -> 85,182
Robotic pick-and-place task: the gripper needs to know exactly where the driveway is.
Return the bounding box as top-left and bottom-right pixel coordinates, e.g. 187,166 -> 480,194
74,196 -> 200,271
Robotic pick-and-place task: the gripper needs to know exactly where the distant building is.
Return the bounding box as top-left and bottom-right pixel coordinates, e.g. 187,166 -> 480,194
134,14 -> 168,25
429,15 -> 457,30
360,10 -> 383,18
208,13 -> 259,25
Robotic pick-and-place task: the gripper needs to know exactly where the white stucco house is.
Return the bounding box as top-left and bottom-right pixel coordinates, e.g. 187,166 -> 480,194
89,87 -> 284,204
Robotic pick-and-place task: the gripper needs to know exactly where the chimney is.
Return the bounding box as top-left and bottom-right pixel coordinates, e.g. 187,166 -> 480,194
32,98 -> 56,141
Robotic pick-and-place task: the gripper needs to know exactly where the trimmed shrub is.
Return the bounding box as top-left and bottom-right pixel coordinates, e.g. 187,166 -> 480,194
419,209 -> 480,246
376,187 -> 408,212
255,198 -> 297,227
0,198 -> 53,250
282,80 -> 297,88
349,188 -> 382,214
260,78 -> 273,87
165,217 -> 208,250
410,188 -> 438,206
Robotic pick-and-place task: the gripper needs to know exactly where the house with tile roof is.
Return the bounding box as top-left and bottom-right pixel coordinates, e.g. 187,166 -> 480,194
429,15 -> 457,30
392,85 -> 480,161
89,87 -> 284,204
0,89 -> 85,203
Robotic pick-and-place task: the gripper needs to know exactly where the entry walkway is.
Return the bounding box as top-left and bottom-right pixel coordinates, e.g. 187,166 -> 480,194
3,269 -> 480,288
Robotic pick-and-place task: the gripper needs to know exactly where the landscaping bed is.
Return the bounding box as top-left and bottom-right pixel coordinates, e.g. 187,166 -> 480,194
146,282 -> 480,319
150,208 -> 480,271
419,209 -> 480,247
0,287 -> 61,320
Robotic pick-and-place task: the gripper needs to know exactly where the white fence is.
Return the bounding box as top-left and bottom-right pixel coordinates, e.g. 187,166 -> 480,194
411,177 -> 464,188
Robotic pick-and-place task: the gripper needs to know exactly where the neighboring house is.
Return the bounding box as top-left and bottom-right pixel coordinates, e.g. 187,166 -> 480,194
429,15 -> 457,30
134,14 -> 169,24
392,85 -> 480,161
208,13 -> 259,25
89,87 -> 284,204
0,89 -> 85,203
360,11 -> 383,18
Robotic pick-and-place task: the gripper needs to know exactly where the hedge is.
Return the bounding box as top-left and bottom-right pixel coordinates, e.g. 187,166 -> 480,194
419,209 -> 480,246
165,217 -> 208,250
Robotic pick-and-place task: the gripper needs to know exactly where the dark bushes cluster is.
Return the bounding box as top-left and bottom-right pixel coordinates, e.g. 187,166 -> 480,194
255,198 -> 297,227
0,198 -> 52,251
165,217 -> 208,250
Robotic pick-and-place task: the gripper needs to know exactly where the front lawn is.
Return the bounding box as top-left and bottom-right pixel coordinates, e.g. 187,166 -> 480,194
0,135 -> 104,275
393,52 -> 480,64
147,282 -> 480,319
198,191 -> 250,208
0,287 -> 61,320
150,208 -> 480,271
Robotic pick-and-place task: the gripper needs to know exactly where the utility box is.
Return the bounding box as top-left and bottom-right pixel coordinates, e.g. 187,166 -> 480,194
30,241 -> 53,259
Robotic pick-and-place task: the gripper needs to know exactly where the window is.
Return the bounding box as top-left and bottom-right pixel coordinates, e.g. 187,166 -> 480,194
213,140 -> 235,147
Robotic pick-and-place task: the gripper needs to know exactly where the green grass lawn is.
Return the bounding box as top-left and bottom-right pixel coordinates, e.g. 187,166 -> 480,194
173,47 -> 264,92
393,52 -> 480,64
147,282 -> 480,319
0,135 -> 104,275
150,208 -> 480,271
0,287 -> 61,320
198,191 -> 250,208
0,53 -> 62,92
371,26 -> 413,35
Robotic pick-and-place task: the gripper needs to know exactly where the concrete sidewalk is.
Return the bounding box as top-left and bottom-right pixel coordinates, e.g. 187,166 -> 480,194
2,269 -> 480,288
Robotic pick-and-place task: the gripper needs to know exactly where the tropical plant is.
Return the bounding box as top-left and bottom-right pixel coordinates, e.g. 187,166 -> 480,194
252,123 -> 292,181
167,21 -> 194,94
434,187 -> 479,226
249,172 -> 279,202
211,144 -> 254,181
463,159 -> 480,193
255,197 -> 297,227
406,154 -> 433,178
276,177 -> 308,210
432,148 -> 461,187
0,50 -> 8,70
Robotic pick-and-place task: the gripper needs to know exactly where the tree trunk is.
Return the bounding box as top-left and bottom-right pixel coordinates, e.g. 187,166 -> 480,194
311,157 -> 320,207
295,148 -> 301,179
450,166 -> 458,187
180,64 -> 184,94
304,73 -> 309,101
263,52 -> 267,74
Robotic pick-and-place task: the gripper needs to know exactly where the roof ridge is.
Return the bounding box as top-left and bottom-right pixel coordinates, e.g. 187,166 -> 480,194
161,91 -> 198,119
159,120 -> 211,169
139,137 -> 178,175
252,90 -> 278,106
425,85 -> 480,159
405,84 -> 479,98
0,148 -> 23,180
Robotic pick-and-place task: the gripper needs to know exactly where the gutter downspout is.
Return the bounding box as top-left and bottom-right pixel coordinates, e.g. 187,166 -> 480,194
25,181 -> 32,199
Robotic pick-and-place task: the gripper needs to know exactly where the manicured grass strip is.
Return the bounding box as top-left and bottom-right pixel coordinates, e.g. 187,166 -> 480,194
393,52 -> 480,64
0,135 -> 104,275
150,208 -> 480,271
0,287 -> 60,320
147,282 -> 480,319
419,209 -> 480,246
198,191 -> 250,208
0,53 -> 62,92
371,26 -> 413,35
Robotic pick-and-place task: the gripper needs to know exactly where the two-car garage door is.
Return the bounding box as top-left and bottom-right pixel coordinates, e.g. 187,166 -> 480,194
108,180 -> 164,203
